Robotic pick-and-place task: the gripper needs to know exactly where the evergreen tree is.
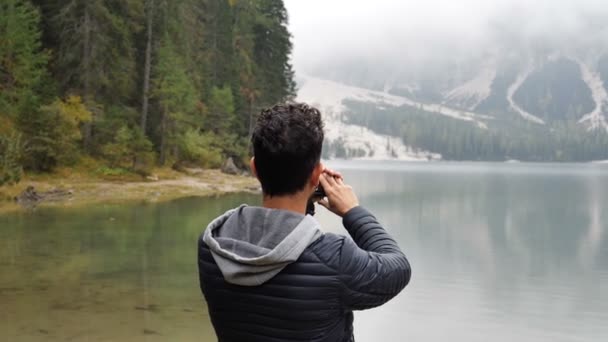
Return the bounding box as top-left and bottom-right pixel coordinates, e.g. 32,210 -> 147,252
152,34 -> 197,165
253,0 -> 296,106
0,0 -> 50,175
140,0 -> 155,133
0,130 -> 23,185
0,0 -> 48,118
22,96 -> 92,171
43,0 -> 142,149
205,86 -> 236,135
1,0 -> 298,176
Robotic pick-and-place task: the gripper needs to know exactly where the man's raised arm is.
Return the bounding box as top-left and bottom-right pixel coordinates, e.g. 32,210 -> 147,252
339,206 -> 411,310
318,173 -> 411,310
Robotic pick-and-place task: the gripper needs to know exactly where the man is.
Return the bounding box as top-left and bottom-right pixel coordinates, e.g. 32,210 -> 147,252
198,103 -> 411,342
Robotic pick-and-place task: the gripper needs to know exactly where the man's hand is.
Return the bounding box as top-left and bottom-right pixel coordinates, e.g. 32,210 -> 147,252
322,168 -> 343,181
318,172 -> 359,217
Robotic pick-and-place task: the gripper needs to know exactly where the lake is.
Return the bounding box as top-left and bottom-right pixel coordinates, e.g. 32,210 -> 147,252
1,162 -> 607,341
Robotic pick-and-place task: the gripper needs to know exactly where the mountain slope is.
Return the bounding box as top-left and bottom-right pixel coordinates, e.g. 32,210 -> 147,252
578,60 -> 608,130
380,56 -> 608,131
297,76 -> 441,160
443,66 -> 496,111
512,59 -> 595,122
296,67 -> 608,162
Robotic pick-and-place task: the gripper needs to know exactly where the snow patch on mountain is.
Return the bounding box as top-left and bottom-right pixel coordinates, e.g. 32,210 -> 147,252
577,60 -> 608,132
444,67 -> 496,111
297,76 -> 406,119
324,120 -> 441,161
507,67 -> 546,124
297,76 -> 490,125
416,103 -> 490,129
297,76 -> 442,161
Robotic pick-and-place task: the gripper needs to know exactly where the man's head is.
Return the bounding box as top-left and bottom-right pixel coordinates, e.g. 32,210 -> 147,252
251,103 -> 324,197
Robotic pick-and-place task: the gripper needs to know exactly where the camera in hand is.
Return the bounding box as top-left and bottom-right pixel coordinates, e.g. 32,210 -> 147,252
306,185 -> 326,216
312,185 -> 326,199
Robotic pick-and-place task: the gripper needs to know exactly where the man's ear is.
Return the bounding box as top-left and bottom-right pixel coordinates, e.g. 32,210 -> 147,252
310,162 -> 324,187
250,157 -> 258,179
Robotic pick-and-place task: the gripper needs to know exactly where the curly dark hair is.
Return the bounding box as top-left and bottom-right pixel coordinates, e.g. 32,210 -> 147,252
251,103 -> 325,197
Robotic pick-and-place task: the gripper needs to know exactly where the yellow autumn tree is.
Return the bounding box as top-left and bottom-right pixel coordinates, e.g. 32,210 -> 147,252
52,96 -> 94,141
23,96 -> 93,171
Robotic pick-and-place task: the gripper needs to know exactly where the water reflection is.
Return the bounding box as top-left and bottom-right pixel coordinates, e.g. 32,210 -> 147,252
1,163 -> 607,341
578,177 -> 605,270
320,162 -> 608,342
0,194 -> 259,341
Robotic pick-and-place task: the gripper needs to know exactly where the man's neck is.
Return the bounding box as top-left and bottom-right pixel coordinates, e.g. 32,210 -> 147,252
262,192 -> 309,215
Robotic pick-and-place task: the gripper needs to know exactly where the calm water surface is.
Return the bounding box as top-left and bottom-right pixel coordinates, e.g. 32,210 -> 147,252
1,162 -> 607,341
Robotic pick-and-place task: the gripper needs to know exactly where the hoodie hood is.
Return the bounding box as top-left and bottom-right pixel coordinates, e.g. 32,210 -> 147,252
202,205 -> 323,286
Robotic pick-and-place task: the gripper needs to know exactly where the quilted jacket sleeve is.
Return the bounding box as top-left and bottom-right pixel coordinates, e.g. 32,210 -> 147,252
339,206 -> 411,311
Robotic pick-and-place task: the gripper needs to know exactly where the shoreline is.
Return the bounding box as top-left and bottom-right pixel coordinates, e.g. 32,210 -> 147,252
0,169 -> 260,214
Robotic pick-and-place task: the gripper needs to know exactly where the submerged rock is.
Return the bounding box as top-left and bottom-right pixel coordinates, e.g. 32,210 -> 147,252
15,186 -> 73,209
41,188 -> 73,202
15,186 -> 42,205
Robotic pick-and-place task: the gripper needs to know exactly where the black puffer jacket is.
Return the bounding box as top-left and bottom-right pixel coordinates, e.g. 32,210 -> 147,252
198,206 -> 411,342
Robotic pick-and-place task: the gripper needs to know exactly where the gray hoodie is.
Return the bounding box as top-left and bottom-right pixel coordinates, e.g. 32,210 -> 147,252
202,205 -> 323,286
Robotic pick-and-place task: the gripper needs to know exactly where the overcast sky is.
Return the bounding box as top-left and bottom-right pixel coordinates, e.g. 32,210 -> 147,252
284,0 -> 608,76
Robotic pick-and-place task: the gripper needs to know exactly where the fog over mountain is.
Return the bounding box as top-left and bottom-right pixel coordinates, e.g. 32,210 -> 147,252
286,0 -> 608,81
285,0 -> 608,161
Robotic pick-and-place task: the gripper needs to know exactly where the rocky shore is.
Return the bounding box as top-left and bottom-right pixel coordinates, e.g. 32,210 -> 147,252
0,169 -> 260,213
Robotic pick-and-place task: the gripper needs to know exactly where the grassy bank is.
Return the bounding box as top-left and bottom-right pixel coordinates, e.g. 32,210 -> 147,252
0,167 -> 260,214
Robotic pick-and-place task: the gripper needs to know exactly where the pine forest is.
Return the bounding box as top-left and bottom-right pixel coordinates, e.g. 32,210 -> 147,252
0,0 -> 295,185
